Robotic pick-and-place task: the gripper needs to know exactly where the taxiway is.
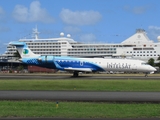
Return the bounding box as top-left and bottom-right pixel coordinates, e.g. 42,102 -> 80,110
0,73 -> 160,80
0,91 -> 160,103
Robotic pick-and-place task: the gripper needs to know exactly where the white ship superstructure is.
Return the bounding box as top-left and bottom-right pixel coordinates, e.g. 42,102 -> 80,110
5,28 -> 160,62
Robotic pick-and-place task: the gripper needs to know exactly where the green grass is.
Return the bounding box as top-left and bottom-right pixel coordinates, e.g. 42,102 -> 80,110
0,79 -> 160,91
0,101 -> 159,118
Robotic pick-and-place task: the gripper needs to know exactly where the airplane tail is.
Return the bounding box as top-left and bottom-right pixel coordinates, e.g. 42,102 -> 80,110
9,42 -> 40,58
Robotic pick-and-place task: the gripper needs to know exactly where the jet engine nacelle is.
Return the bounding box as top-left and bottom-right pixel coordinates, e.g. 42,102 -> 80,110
37,56 -> 54,63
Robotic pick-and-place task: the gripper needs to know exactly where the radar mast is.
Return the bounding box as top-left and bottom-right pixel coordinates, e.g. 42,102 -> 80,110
32,26 -> 40,40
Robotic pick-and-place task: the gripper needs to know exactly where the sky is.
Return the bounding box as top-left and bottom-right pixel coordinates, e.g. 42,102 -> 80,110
0,0 -> 160,54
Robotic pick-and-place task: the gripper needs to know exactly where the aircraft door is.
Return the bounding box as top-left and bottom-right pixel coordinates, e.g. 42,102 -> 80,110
41,56 -> 54,63
46,56 -> 54,63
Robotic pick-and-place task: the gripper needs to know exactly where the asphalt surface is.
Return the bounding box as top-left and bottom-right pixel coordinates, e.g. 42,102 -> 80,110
0,91 -> 160,102
0,74 -> 160,79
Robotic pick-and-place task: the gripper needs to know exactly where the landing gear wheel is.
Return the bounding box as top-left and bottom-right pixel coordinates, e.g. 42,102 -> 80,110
73,72 -> 79,77
145,72 -> 148,77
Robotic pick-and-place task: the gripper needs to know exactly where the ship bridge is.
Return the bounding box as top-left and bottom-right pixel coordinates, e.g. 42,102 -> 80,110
121,29 -> 154,45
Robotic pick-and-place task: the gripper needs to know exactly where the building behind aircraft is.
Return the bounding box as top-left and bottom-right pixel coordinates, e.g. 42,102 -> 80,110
3,28 -> 160,63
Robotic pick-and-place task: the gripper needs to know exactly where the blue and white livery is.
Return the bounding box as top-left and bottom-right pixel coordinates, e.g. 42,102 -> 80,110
9,42 -> 156,77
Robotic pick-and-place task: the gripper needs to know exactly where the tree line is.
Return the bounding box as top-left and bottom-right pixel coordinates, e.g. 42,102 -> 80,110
148,56 -> 160,72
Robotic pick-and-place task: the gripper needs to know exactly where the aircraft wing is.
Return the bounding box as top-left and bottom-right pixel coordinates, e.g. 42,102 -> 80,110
64,67 -> 92,72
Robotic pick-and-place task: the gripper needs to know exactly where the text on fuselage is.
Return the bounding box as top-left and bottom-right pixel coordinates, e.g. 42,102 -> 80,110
107,63 -> 131,69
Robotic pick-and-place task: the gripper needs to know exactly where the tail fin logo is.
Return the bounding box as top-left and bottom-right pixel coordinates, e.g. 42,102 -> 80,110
23,49 -> 29,54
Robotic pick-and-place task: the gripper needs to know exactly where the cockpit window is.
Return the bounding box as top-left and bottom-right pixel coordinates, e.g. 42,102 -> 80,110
141,62 -> 148,65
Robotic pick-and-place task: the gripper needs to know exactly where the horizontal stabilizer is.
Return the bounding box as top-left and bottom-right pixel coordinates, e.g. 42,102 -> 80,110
64,67 -> 92,72
9,42 -> 27,47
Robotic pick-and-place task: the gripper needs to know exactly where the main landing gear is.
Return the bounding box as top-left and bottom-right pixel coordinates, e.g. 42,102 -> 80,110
145,72 -> 148,77
73,72 -> 79,77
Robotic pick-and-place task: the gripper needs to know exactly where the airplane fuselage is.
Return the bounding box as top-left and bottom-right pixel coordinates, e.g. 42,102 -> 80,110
21,56 -> 155,73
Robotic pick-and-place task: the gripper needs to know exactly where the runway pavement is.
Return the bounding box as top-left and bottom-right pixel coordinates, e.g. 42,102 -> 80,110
0,73 -> 160,79
0,91 -> 160,102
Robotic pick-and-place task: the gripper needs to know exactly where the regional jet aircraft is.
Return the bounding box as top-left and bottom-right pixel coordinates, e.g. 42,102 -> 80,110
9,42 -> 156,77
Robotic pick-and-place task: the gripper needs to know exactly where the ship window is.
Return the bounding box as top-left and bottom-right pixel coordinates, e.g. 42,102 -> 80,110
154,51 -> 156,53
133,48 -> 142,50
130,51 -> 132,53
150,51 -> 152,53
143,48 -> 154,50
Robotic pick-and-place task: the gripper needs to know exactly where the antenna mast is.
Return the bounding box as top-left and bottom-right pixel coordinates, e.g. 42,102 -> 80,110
32,26 -> 40,40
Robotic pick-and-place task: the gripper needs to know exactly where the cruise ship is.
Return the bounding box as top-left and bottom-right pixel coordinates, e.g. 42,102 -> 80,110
4,28 -> 160,62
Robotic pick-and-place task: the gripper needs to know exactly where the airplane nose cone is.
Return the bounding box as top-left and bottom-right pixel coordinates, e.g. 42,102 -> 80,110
153,67 -> 157,71
150,66 -> 156,72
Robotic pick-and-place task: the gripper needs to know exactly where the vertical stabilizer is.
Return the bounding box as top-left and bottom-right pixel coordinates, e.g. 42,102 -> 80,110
9,42 -> 40,58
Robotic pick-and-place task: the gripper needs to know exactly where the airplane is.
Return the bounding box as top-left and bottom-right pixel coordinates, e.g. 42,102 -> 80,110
9,41 -> 156,77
